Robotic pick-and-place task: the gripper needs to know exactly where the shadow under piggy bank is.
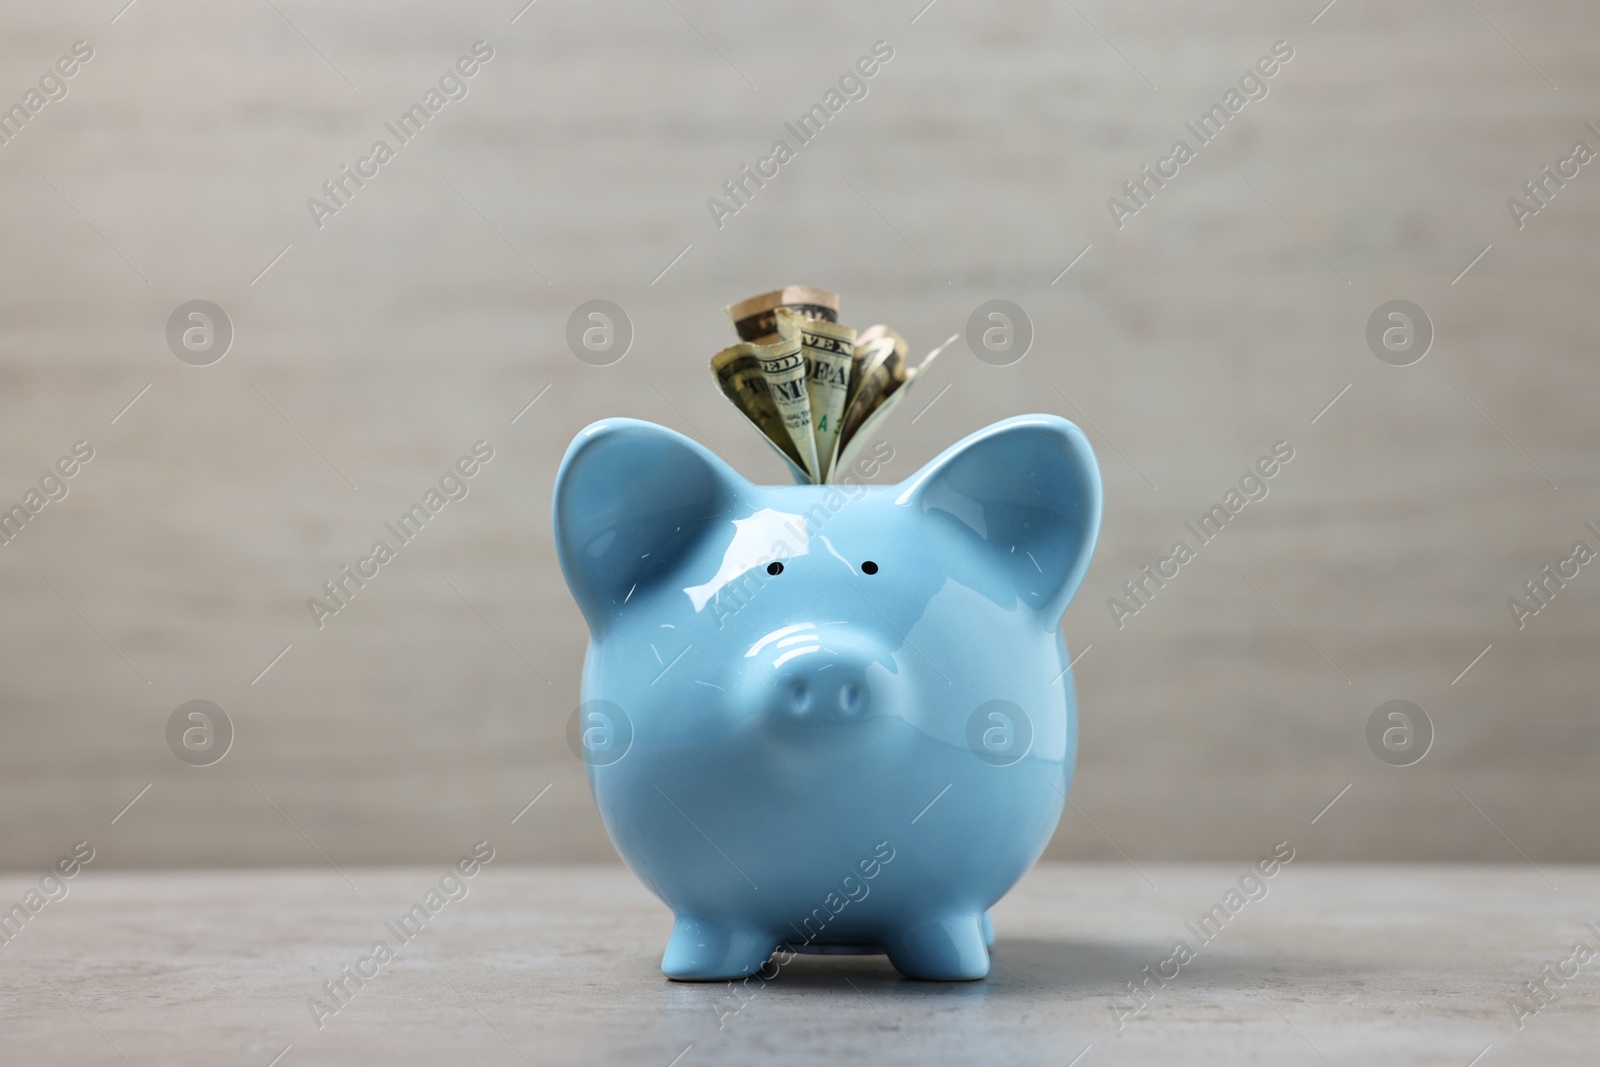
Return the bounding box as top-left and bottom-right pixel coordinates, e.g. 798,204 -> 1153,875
692,937 -> 1167,996
680,936 -> 1354,1000
553,415 -> 1103,982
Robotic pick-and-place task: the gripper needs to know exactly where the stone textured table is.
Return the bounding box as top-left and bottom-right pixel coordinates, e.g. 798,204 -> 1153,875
2,863 -> 1594,1065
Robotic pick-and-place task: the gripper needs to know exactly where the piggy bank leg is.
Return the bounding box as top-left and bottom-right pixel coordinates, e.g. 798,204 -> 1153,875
981,910 -> 995,948
883,914 -> 990,981
662,915 -> 778,981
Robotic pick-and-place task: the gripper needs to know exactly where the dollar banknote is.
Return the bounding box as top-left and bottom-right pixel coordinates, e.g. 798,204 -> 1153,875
837,324 -> 906,450
710,343 -> 804,471
776,307 -> 855,483
725,285 -> 839,344
712,286 -> 948,484
833,331 -> 956,476
710,329 -> 820,481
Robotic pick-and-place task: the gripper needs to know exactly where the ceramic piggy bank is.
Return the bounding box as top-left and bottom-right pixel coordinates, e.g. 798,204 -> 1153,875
552,414 -> 1101,981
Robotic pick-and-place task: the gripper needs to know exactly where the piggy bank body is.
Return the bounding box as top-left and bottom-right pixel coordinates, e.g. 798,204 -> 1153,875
552,415 -> 1101,981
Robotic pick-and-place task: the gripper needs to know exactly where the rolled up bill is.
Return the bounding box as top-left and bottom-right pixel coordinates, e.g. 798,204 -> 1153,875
833,330 -> 957,477
710,343 -> 803,470
710,330 -> 820,480
725,285 -> 839,345
836,325 -> 907,451
776,307 -> 855,484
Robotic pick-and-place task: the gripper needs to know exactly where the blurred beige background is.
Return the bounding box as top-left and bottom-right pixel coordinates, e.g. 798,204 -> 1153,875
0,0 -> 1594,870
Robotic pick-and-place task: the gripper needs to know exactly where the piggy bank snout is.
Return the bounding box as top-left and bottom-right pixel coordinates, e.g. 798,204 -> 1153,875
771,659 -> 870,724
744,627 -> 883,729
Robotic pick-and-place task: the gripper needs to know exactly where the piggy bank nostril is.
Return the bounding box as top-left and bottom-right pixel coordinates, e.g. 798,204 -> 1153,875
838,681 -> 864,716
788,680 -> 811,714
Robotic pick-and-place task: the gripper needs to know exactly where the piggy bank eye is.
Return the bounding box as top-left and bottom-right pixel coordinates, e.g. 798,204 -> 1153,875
860,561 -> 878,575
766,561 -> 784,576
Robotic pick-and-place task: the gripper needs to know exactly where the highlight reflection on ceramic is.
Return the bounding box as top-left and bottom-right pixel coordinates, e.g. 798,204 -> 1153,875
553,415 -> 1101,980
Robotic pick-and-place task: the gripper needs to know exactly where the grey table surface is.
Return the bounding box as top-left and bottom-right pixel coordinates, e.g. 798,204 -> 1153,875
2,862 -> 1595,1065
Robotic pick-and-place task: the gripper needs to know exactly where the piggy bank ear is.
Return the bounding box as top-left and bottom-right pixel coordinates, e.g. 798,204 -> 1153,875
900,414 -> 1101,622
553,419 -> 747,634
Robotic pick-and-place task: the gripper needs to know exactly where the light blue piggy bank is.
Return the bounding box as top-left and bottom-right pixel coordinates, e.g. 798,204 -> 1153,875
552,414 -> 1101,981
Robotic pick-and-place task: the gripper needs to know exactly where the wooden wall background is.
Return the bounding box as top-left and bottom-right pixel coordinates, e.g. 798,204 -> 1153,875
0,0 -> 1594,868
